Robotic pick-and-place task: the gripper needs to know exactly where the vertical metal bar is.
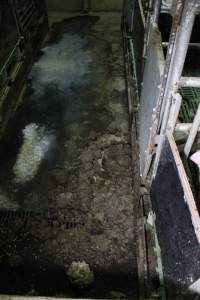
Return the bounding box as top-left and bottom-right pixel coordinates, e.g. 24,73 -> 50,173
142,0 -> 154,66
130,39 -> 140,104
153,0 -> 162,24
130,0 -> 136,32
10,0 -> 22,37
167,93 -> 182,133
184,104 -> 200,157
167,130 -> 200,244
157,0 -> 184,128
138,0 -> 146,26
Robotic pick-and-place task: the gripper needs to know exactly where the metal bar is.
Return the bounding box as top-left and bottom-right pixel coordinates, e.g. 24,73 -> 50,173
167,93 -> 182,132
161,0 -> 173,14
138,0 -> 146,26
184,103 -> 200,157
153,0 -> 162,24
158,0 -> 189,128
167,130 -> 200,244
9,0 -> 23,36
130,4 -> 135,32
0,39 -> 21,75
137,195 -> 148,299
142,0 -> 154,66
179,77 -> 200,88
130,39 -> 140,104
19,3 -> 35,23
22,10 -> 36,32
162,42 -> 200,49
18,2 -> 34,20
175,123 -> 193,133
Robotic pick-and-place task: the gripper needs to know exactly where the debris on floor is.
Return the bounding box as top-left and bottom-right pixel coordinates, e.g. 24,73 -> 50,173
66,261 -> 94,288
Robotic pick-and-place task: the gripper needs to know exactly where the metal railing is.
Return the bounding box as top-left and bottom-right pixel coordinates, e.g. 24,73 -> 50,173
137,0 -> 200,181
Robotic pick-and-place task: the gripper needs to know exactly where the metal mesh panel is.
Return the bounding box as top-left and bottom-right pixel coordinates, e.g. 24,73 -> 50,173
179,87 -> 200,122
124,0 -> 145,93
14,0 -> 37,33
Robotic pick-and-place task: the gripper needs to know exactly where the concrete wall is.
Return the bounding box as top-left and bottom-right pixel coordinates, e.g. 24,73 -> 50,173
46,0 -> 81,12
46,0 -> 123,12
92,0 -> 123,11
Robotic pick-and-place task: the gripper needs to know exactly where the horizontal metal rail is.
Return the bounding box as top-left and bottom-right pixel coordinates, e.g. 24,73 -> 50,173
179,77 -> 200,88
175,123 -> 199,133
162,42 -> 200,49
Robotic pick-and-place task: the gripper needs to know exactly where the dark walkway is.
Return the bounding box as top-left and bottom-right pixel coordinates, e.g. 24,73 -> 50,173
0,14 -> 139,298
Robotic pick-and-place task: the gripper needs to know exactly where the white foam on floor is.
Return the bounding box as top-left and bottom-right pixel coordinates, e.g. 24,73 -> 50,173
30,33 -> 93,96
13,123 -> 55,184
13,34 -> 92,184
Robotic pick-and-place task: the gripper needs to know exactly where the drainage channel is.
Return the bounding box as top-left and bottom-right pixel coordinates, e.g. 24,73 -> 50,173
0,209 -> 86,229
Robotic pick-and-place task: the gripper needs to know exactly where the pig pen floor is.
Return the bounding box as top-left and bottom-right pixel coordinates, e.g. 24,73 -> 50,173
0,14 -> 139,298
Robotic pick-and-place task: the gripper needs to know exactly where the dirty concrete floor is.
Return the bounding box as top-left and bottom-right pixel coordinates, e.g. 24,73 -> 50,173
0,14 -> 139,298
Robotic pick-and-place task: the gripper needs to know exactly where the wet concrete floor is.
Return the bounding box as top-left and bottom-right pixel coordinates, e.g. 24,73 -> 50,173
0,14 -> 139,298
